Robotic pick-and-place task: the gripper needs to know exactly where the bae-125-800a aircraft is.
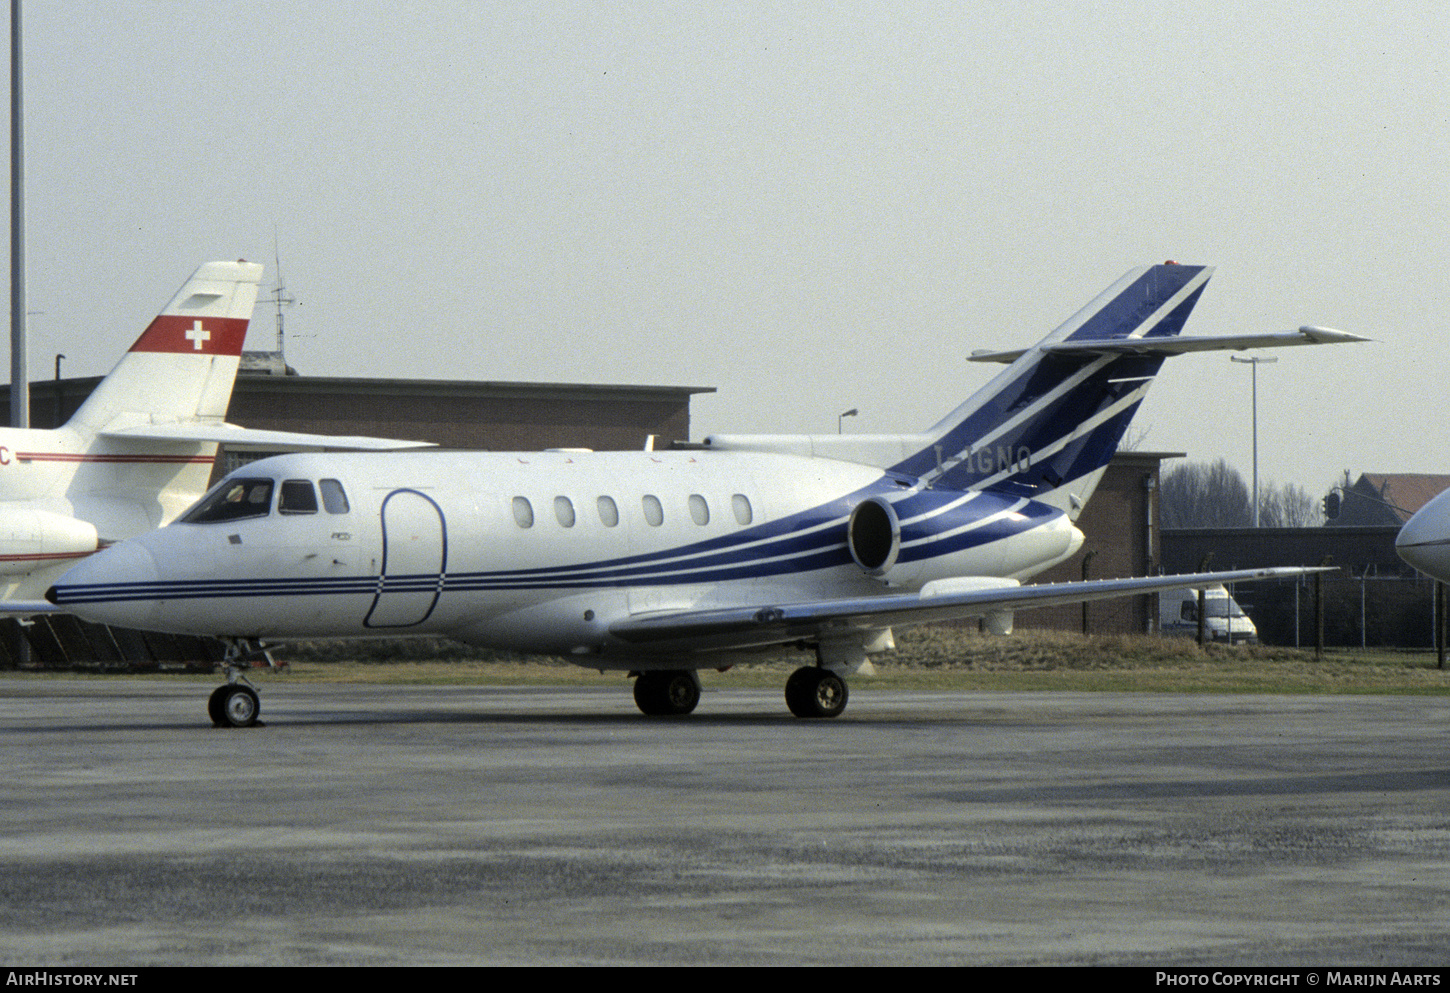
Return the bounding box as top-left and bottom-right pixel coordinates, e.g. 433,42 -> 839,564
0,260 -> 431,609
47,263 -> 1364,725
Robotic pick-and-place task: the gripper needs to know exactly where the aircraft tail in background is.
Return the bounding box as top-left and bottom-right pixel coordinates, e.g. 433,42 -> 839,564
67,260 -> 264,435
0,260 -> 432,605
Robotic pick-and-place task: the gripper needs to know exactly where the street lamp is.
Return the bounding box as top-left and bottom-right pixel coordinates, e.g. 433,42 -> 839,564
1230,355 -> 1278,527
838,408 -> 858,434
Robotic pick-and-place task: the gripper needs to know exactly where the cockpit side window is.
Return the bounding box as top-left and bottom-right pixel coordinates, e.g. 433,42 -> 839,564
278,480 -> 319,514
319,479 -> 350,514
181,478 -> 275,523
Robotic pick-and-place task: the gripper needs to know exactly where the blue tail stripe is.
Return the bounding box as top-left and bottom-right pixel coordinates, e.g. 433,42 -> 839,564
887,263 -> 1209,493
1065,265 -> 1208,342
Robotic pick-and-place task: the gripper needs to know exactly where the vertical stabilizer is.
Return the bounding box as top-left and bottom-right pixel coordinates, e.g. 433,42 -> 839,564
67,261 -> 264,435
54,261 -> 264,532
889,264 -> 1212,511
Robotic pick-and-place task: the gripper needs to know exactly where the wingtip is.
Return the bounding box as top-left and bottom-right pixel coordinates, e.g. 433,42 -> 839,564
1299,325 -> 1372,344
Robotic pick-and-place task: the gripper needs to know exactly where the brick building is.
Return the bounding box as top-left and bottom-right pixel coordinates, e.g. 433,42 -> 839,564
16,367 -> 711,460
1020,451 -> 1175,635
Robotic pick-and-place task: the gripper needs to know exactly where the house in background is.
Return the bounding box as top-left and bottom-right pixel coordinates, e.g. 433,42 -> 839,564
1160,472 -> 1450,648
1327,473 -> 1450,527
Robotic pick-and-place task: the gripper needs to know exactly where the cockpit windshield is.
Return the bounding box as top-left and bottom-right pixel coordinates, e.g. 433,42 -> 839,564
179,476 -> 352,524
181,478 -> 275,524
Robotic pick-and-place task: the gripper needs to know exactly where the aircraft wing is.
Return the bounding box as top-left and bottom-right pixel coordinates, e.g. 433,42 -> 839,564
0,600 -> 60,614
100,423 -> 436,451
969,326 -> 1369,364
609,567 -> 1319,651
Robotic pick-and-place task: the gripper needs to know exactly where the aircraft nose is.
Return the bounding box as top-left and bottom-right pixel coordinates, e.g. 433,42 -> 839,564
1396,491 -> 1450,583
48,539 -> 162,629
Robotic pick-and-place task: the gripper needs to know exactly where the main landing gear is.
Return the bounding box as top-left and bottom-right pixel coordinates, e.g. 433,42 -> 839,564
630,666 -> 851,719
784,666 -> 849,719
633,669 -> 701,716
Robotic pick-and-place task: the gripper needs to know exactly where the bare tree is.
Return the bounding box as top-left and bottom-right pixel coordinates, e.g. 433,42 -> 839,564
1258,481 -> 1323,527
1161,459 -> 1252,528
1161,460 -> 1323,528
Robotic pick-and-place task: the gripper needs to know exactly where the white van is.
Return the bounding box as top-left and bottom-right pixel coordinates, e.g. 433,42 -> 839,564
1159,585 -> 1258,644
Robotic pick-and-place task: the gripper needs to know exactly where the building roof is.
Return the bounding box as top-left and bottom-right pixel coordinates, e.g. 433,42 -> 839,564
1352,473 -> 1450,523
230,373 -> 715,403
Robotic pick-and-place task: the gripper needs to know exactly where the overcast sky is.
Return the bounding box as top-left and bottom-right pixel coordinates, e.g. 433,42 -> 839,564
6,2 -> 1447,497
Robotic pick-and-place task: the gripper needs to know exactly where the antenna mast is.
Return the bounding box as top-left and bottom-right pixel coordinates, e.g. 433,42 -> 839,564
268,244 -> 295,359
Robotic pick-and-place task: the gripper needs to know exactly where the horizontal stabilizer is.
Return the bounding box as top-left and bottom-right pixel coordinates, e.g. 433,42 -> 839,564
100,423 -> 436,451
970,326 -> 1369,364
610,567 -> 1323,651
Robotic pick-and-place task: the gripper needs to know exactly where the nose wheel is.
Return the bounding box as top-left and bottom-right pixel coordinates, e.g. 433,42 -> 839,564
207,683 -> 261,728
206,639 -> 270,728
785,666 -> 849,718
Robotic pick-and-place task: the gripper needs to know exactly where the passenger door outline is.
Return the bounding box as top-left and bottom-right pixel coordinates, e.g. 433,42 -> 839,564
364,488 -> 447,628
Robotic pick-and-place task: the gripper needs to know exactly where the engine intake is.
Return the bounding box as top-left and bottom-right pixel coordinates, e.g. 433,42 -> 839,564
847,497 -> 901,577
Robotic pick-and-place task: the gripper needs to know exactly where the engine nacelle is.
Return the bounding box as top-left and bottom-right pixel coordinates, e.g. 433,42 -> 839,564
0,506 -> 100,576
847,496 -> 901,577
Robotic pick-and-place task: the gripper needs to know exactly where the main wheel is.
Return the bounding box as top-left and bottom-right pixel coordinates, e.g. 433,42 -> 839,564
211,684 -> 261,728
784,666 -> 849,719
633,670 -> 701,716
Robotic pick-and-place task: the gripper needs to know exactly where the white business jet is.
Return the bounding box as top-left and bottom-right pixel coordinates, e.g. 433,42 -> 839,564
0,260 -> 429,610
47,263 -> 1363,724
1396,490 -> 1450,581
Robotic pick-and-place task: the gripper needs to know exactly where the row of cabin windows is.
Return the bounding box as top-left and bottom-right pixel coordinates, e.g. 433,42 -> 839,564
184,478 -> 754,531
182,477 -> 351,523
512,493 -> 754,530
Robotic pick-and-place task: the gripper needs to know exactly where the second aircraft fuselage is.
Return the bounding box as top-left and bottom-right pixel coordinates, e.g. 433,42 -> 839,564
50,449 -> 1084,664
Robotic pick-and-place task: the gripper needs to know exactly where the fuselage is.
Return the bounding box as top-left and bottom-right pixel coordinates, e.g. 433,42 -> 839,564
50,449 -> 1084,661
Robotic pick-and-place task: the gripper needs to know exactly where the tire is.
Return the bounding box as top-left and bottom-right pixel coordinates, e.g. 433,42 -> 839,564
216,685 -> 261,728
784,666 -> 849,719
634,670 -> 700,716
207,685 -> 230,727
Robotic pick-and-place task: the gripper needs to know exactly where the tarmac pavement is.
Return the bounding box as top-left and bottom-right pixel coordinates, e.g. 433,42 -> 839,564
1,678 -> 1447,966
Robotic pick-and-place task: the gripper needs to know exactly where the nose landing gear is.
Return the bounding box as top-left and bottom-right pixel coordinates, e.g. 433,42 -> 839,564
207,682 -> 261,728
206,638 -> 275,728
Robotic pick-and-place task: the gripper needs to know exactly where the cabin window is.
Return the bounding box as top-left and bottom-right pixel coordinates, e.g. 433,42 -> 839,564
512,496 -> 535,528
181,478 -> 275,524
689,494 -> 709,526
597,496 -> 619,527
642,495 -> 664,527
319,479 -> 350,514
732,494 -> 753,525
554,496 -> 576,527
278,480 -> 319,514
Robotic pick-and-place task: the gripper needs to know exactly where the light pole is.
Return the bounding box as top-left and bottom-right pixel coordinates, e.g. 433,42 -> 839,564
838,408 -> 857,434
1230,355 -> 1277,527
